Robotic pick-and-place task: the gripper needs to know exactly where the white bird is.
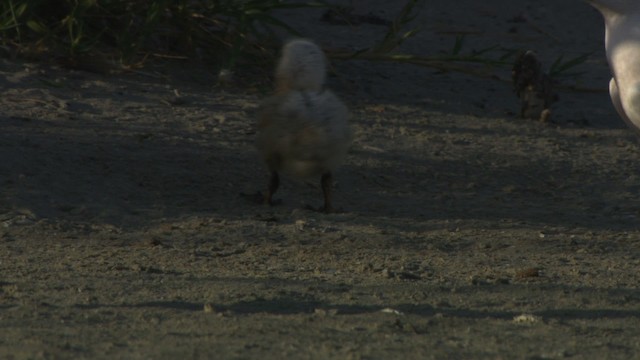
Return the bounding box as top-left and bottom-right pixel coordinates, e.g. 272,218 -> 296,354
587,0 -> 640,134
255,39 -> 352,212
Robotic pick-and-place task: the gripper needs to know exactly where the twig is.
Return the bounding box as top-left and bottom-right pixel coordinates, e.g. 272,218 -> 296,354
522,13 -> 561,43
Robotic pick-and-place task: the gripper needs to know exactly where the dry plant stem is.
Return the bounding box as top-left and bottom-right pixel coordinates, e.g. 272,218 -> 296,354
331,51 -> 508,78
522,14 -> 561,43
330,52 -> 607,93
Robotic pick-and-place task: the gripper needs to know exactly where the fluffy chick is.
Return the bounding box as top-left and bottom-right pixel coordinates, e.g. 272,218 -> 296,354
512,50 -> 555,122
587,0 -> 640,135
256,39 -> 351,212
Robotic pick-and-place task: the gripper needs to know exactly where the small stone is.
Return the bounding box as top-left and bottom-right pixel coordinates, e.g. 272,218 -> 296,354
314,308 -> 338,316
515,267 -> 541,279
218,69 -> 234,85
382,269 -> 394,278
513,313 -> 540,324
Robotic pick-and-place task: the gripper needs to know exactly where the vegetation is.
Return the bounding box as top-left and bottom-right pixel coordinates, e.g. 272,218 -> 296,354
0,0 -> 590,89
0,0 -> 327,68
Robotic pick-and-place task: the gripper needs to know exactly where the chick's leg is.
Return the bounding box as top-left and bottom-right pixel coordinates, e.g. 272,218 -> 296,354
265,171 -> 280,205
321,172 -> 333,213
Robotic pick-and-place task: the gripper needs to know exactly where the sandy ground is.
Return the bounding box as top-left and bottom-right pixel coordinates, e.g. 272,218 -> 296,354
2,0 -> 640,358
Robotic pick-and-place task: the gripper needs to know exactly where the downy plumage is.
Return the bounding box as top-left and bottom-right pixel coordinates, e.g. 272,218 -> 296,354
256,39 -> 352,212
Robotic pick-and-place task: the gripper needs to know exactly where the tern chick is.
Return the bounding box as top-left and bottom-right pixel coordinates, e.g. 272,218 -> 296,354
512,50 -> 555,123
255,39 -> 352,213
